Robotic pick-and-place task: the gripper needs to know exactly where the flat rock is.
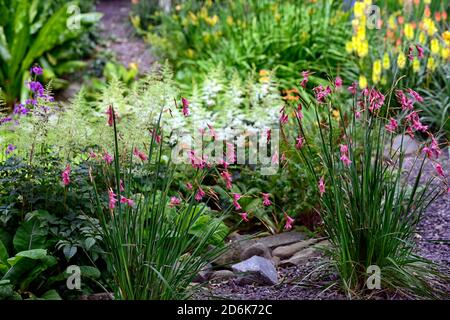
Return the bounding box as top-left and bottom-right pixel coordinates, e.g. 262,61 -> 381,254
232,256 -> 278,286
256,232 -> 307,249
280,247 -> 320,267
240,242 -> 272,261
272,238 -> 320,259
210,270 -> 235,281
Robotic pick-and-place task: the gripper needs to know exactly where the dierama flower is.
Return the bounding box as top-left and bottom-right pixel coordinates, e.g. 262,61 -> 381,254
262,193 -> 272,206
407,88 -> 424,103
195,187 -> 206,201
385,118 -> 398,133
226,142 -> 236,164
279,108 -> 288,125
108,188 -> 118,209
106,105 -> 116,127
120,196 -> 135,207
133,147 -> 148,161
335,76 -> 343,89
169,196 -> 182,207
295,135 -> 304,149
295,104 -> 304,120
221,171 -> 233,189
266,128 -> 271,143
284,213 -> 294,231
300,70 -> 311,88
61,164 -> 71,186
318,177 -> 325,196
150,129 -> 161,144
348,82 -> 357,95
120,180 -> 125,192
416,44 -> 424,59
181,97 -> 190,117
239,212 -> 249,222
313,85 -> 331,103
272,151 -> 279,165
434,163 -> 445,177
186,182 -> 193,190
103,152 -> 113,165
232,193 -> 241,210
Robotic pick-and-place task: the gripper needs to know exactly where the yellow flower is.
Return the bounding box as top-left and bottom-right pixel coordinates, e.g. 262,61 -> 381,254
186,49 -> 194,58
359,75 -> 368,89
442,47 -> 449,60
259,77 -> 270,84
383,52 -> 390,70
413,59 -> 420,73
381,75 -> 387,86
356,40 -> 369,58
345,41 -> 354,53
418,32 -> 427,45
423,18 -> 437,36
188,11 -> 198,25
443,31 -> 450,46
388,15 -> 397,29
354,1 -> 365,18
427,56 -> 436,71
226,16 -> 233,26
404,23 -> 414,40
356,25 -> 366,41
372,59 -> 382,84
199,7 -> 208,19
430,38 -> 440,55
397,52 -> 406,69
424,0 -> 431,3
332,109 -> 340,120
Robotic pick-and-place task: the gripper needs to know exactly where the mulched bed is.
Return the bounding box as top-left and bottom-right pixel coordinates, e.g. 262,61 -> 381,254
197,152 -> 450,300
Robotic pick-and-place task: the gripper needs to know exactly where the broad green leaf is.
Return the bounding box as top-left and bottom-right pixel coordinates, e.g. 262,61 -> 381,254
39,289 -> 61,300
13,218 -> 48,252
0,239 -> 8,264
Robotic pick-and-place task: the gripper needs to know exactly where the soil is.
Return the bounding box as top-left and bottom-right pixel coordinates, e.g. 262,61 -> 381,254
197,152 -> 450,300
96,0 -> 155,73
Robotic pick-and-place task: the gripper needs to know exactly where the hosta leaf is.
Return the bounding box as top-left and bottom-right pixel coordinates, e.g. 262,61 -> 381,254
13,218 -> 48,252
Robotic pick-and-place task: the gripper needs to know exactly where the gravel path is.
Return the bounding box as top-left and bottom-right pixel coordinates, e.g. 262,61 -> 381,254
198,152 -> 450,300
96,0 -> 155,73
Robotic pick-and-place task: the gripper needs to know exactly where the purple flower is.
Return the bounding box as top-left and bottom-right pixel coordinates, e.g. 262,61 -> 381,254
30,65 -> 43,76
13,104 -> 29,115
5,144 -> 16,155
25,99 -> 37,106
28,80 -> 44,96
0,117 -> 13,126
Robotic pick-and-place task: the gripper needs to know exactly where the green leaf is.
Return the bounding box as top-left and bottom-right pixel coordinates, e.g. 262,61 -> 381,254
13,218 -> 48,252
0,240 -> 8,264
15,249 -> 47,260
39,289 -> 61,300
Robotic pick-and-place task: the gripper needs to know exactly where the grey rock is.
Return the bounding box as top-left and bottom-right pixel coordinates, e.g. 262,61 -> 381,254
271,256 -> 281,267
210,270 -> 235,281
192,263 -> 213,283
272,238 -> 320,259
240,242 -> 272,261
232,256 -> 278,286
213,241 -> 243,266
256,232 -> 307,249
385,135 -> 419,158
280,247 -> 320,267
312,240 -> 331,251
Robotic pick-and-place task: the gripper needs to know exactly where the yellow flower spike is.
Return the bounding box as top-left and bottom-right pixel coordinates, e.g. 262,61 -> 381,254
381,75 -> 387,86
413,58 -> 420,73
186,49 -> 194,59
430,39 -> 440,55
226,16 -> 233,26
372,59 -> 382,84
363,0 -> 372,5
188,11 -> 198,25
359,75 -> 368,89
388,15 -> 397,29
357,25 -> 366,40
357,40 -> 369,58
441,47 -> 449,60
199,7 -> 208,19
423,18 -> 437,36
443,31 -> 450,46
345,41 -> 354,53
424,0 -> 431,4
397,52 -> 406,69
404,23 -> 414,40
352,18 -> 360,29
418,32 -> 427,45
332,109 -> 340,120
354,2 -> 365,18
383,52 -> 390,70
427,56 -> 436,71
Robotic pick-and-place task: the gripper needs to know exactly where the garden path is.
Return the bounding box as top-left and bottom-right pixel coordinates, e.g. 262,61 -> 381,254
96,0 -> 155,73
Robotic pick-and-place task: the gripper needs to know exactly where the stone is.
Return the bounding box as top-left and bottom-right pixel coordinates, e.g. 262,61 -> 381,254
385,135 -> 419,158
256,232 -> 307,249
240,242 -> 272,261
213,241 -> 243,266
210,270 -> 235,281
312,240 -> 331,251
280,247 -> 320,266
271,256 -> 281,267
272,238 -> 320,259
192,264 -> 213,283
232,256 -> 278,286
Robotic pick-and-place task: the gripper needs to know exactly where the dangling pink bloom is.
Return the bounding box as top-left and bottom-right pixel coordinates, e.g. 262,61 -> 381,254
348,82 -> 357,95
232,193 -> 241,210
355,110 -> 361,119
385,118 -> 398,133
120,196 -> 135,207
279,108 -> 289,125
318,177 -> 325,197
207,124 -> 216,139
133,147 -> 148,161
181,97 -> 190,117
106,105 -> 116,127
408,46 -> 414,61
405,126 -> 415,139
226,142 -> 236,164
406,111 -> 428,132
365,88 -> 385,113
284,213 -> 294,231
89,151 -> 97,159
195,187 -> 206,201
407,88 -> 424,103
340,144 -> 348,154
186,182 -> 193,190
221,171 -> 233,190
340,155 -> 352,166
239,212 -> 249,222
313,85 -> 332,103
61,164 -> 71,186
295,135 -> 304,149
396,90 -> 414,111
281,152 -> 287,162
262,193 -> 272,206
434,163 -> 445,177
295,104 -> 304,120
300,70 -> 311,88
150,129 -> 162,144
120,179 -> 125,192
430,136 -> 442,158
218,158 -> 229,169
103,152 -> 113,165
266,128 -> 271,143
108,188 -> 118,209
415,44 -> 424,59
335,76 -> 343,89
169,196 -> 182,207
271,151 -> 279,165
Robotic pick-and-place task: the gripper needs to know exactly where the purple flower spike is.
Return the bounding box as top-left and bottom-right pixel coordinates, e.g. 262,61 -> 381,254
5,144 -> 16,155
30,65 -> 43,76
